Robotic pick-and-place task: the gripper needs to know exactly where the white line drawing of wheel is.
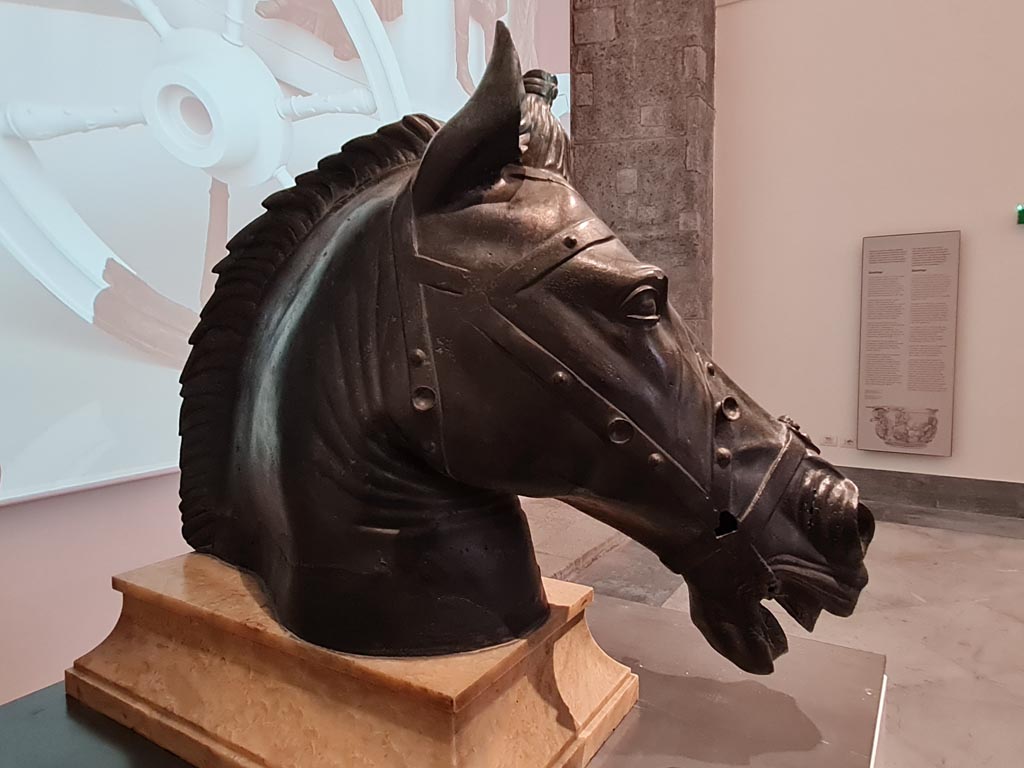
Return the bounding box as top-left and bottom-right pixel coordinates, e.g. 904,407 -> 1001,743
0,0 -> 410,366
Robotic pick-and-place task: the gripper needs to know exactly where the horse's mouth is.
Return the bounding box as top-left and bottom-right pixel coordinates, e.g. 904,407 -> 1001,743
686,585 -> 790,676
684,545 -> 870,675
687,558 -> 868,675
768,555 -> 869,631
763,472 -> 873,633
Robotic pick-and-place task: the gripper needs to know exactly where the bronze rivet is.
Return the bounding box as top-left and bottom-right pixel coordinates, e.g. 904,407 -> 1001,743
779,414 -> 801,431
715,447 -> 733,467
719,396 -> 741,421
410,348 -> 428,366
412,386 -> 436,412
563,235 -> 578,248
551,370 -> 572,388
608,418 -> 635,445
706,361 -> 716,376
647,452 -> 666,469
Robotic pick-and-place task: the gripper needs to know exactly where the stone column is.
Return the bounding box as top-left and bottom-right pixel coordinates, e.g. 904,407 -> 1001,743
570,0 -> 715,346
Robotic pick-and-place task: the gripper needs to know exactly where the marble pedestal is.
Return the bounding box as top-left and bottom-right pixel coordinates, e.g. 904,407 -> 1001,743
65,554 -> 638,768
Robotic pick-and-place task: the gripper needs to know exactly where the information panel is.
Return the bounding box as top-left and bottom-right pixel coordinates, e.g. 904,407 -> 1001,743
857,231 -> 960,456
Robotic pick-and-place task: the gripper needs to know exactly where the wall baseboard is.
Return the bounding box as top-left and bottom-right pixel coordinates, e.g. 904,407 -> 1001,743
839,466 -> 1024,539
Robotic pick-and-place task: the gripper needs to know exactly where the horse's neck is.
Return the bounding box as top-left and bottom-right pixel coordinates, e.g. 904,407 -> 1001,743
283,195 -> 510,527
237,189 -> 549,655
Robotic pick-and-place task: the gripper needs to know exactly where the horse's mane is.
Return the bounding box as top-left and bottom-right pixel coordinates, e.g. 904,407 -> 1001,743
178,114 -> 443,552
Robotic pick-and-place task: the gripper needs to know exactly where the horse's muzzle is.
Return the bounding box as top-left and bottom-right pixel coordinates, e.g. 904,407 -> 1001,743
800,469 -> 875,570
764,464 -> 874,631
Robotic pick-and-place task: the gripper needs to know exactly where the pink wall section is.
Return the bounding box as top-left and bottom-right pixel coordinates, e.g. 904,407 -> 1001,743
0,473 -> 187,704
714,0 -> 1024,483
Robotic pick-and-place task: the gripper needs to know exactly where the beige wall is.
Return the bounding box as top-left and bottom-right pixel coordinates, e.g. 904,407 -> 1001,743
714,0 -> 1024,482
0,473 -> 187,704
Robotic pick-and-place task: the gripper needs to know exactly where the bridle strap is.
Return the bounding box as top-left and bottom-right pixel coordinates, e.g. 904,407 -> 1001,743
489,217 -> 614,296
470,301 -> 711,502
507,165 -> 576,191
741,431 -> 807,534
483,217 -> 711,506
388,190 -> 450,469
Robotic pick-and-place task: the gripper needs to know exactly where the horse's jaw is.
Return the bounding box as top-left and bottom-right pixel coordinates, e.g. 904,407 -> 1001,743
682,554 -> 868,675
755,463 -> 873,632
682,463 -> 873,674
552,457 -> 873,675
769,553 -> 870,627
687,584 -> 789,675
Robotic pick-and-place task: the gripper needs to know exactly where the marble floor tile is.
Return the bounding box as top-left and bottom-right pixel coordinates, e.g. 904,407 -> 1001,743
882,677 -> 1024,768
992,670 -> 1024,699
661,582 -> 690,614
910,601 -> 1024,682
867,520 -> 1024,560
873,504 -> 1024,540
521,497 -> 624,568
778,603 -> 982,687
534,551 -> 572,580
849,523 -> 1024,612
566,539 -> 685,607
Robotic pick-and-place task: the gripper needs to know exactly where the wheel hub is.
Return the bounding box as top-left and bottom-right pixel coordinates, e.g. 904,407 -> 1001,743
142,27 -> 290,187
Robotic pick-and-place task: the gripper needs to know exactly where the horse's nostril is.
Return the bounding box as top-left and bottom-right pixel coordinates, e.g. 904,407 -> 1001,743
802,473 -> 873,564
856,503 -> 875,550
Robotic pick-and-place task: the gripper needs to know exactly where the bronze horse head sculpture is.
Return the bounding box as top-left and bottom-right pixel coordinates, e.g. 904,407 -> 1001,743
179,24 -> 872,674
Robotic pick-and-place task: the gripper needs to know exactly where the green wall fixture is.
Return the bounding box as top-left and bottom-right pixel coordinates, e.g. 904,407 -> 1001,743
1018,204 -> 1024,225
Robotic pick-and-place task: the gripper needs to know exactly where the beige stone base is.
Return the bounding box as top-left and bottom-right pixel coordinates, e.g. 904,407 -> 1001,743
66,554 -> 638,768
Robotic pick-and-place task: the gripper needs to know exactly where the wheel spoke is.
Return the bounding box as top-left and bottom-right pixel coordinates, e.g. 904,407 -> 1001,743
222,0 -> 245,46
123,0 -> 173,39
328,0 -> 410,121
273,166 -> 295,188
278,89 -> 377,121
201,179 -> 231,305
2,103 -> 144,141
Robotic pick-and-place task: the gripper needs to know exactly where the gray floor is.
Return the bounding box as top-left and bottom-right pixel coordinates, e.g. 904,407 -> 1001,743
523,500 -> 1024,768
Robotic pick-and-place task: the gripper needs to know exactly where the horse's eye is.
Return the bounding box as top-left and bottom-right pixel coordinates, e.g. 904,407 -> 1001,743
620,284 -> 662,327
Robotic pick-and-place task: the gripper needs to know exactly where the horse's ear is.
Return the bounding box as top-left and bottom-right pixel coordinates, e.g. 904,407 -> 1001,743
412,21 -> 523,213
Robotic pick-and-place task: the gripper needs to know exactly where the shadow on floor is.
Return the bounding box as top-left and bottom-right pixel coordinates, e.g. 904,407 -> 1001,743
597,658 -> 821,766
